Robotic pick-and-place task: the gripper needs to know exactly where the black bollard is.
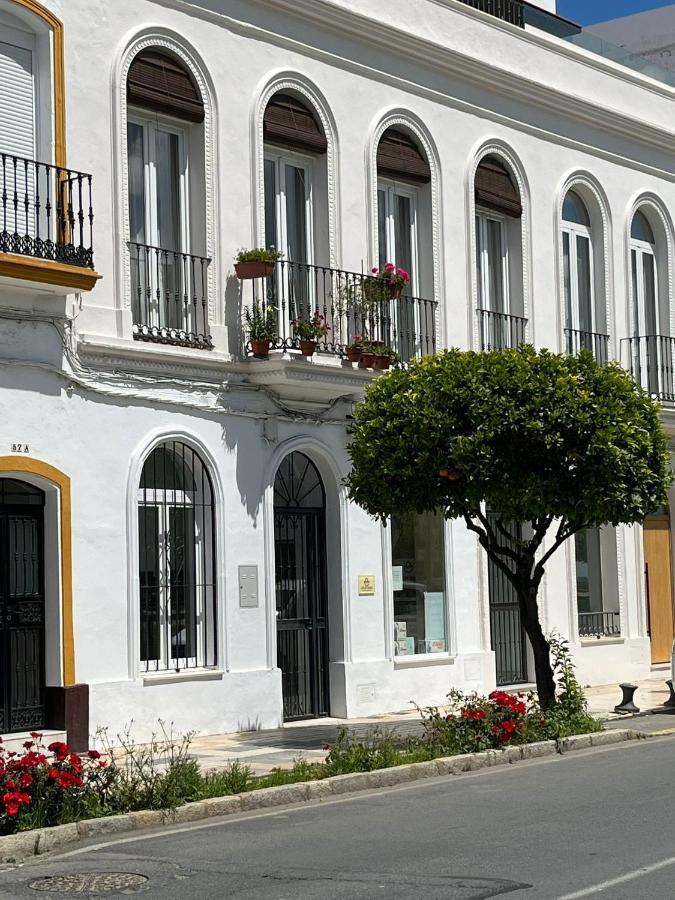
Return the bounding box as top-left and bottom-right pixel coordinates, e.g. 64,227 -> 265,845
614,683 -> 640,714
664,679 -> 675,709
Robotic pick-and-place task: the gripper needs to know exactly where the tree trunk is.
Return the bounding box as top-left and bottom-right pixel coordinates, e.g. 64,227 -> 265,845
517,584 -> 556,710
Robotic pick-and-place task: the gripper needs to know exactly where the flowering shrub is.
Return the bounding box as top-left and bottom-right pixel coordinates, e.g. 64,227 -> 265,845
291,311 -> 330,341
371,262 -> 411,290
0,734 -> 112,835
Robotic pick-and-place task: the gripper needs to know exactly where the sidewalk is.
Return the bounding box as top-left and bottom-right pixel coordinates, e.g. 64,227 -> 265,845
187,672 -> 675,775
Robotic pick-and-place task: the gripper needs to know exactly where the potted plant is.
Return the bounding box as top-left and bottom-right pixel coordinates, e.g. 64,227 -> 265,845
235,247 -> 283,280
371,263 -> 411,299
291,311 -> 330,357
359,341 -> 376,369
345,336 -> 364,363
245,303 -> 278,357
372,346 -> 399,371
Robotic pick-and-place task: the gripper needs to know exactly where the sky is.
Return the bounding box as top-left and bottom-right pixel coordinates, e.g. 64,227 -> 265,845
557,0 -> 675,26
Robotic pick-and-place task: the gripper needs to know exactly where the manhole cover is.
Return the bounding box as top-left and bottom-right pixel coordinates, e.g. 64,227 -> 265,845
29,872 -> 148,894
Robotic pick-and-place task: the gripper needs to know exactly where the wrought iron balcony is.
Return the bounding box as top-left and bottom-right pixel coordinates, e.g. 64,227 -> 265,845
578,611 -> 621,639
621,335 -> 675,402
0,152 -> 94,269
243,260 -> 437,363
564,328 -> 610,365
477,308 -> 527,351
129,242 -> 212,349
458,0 -> 524,27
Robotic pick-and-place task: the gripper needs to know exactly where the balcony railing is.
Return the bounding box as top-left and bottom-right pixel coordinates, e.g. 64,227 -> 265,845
0,152 -> 94,269
621,335 -> 675,401
129,242 -> 212,349
578,611 -> 621,639
477,308 -> 527,350
244,260 -> 437,362
565,328 -> 610,365
458,0 -> 524,27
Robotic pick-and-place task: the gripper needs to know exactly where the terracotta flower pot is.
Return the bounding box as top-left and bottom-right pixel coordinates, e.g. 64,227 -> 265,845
372,354 -> 391,370
250,338 -> 272,358
360,351 -> 376,368
345,347 -> 362,363
235,260 -> 275,280
300,339 -> 317,357
389,284 -> 403,299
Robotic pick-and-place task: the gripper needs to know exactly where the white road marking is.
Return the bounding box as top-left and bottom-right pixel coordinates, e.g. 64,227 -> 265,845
557,855 -> 675,899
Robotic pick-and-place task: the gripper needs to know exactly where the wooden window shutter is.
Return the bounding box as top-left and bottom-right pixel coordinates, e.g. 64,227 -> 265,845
475,157 -> 522,218
127,51 -> 204,123
263,93 -> 327,154
377,128 -> 431,184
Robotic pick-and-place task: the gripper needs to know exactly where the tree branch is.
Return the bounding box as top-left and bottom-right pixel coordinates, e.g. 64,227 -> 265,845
473,510 -> 522,563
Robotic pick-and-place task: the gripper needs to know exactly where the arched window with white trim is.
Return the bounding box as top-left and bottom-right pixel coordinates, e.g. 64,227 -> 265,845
138,441 -> 216,673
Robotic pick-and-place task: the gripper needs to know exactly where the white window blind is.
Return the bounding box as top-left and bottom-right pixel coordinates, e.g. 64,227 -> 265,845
0,40 -> 35,159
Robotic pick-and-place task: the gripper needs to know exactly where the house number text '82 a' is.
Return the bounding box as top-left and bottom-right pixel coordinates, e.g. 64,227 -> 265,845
11,444 -> 30,454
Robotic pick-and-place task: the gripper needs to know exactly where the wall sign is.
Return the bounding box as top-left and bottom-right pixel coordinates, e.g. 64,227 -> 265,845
358,575 -> 376,596
10,444 -> 30,454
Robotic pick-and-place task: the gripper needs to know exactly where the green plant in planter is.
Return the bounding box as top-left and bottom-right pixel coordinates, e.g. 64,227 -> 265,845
244,303 -> 278,341
235,247 -> 283,264
291,311 -> 330,341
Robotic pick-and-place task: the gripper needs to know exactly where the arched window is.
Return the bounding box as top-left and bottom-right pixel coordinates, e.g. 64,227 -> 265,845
630,210 -> 658,337
474,155 -> 525,350
126,49 -> 210,348
138,441 -> 216,672
562,190 -> 595,351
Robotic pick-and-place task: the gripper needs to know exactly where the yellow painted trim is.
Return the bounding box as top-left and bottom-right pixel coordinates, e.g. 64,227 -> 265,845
0,254 -> 101,291
11,0 -> 66,169
0,457 -> 74,686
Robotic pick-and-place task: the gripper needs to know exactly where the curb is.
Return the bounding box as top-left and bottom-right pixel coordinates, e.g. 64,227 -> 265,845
0,728 -> 638,863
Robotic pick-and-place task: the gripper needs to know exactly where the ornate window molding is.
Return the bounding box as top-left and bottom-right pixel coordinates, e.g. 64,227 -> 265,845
112,28 -> 218,329
625,192 -> 675,338
252,71 -> 340,267
467,139 -> 531,349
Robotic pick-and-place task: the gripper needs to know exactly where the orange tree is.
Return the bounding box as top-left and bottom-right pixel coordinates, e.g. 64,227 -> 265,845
345,346 -> 671,709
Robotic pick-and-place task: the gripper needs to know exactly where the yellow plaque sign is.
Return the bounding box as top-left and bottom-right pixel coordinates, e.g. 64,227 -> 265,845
358,575 -> 376,596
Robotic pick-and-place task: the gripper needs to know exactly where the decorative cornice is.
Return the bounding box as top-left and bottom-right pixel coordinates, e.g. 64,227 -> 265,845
0,254 -> 101,291
252,71 -> 341,268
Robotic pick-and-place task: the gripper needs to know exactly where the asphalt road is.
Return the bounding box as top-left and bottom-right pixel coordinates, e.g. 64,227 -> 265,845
2,737 -> 675,899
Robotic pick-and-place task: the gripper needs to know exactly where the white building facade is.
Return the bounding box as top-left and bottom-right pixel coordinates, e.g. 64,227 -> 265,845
0,0 -> 673,746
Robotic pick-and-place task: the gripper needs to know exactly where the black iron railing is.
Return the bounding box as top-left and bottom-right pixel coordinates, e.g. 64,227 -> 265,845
565,328 -> 610,365
621,335 -> 675,401
244,260 -> 437,362
578,611 -> 621,639
0,152 -> 94,268
458,0 -> 524,27
477,308 -> 527,350
129,242 -> 212,349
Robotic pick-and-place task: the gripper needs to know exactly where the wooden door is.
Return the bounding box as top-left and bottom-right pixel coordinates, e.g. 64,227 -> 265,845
644,513 -> 674,664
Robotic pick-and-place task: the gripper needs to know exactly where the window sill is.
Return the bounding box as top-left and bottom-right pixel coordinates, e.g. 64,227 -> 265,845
579,637 -> 624,647
393,653 -> 456,670
142,669 -> 224,686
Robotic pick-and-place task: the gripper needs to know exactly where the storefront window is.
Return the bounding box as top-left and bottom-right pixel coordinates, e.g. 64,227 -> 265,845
391,511 -> 447,655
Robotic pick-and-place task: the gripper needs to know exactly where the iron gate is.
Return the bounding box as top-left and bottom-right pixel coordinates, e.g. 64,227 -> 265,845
274,453 -> 329,720
487,514 -> 528,686
0,479 -> 46,732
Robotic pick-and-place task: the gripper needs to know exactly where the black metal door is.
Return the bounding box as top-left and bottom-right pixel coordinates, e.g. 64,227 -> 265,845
274,453 -> 329,721
0,479 -> 46,733
487,514 -> 528,686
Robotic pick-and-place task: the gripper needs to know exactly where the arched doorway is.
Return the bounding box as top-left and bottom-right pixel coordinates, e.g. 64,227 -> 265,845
274,452 -> 329,720
0,478 -> 45,732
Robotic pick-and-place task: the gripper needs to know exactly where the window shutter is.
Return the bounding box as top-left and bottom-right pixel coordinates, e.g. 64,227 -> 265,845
0,41 -> 35,159
263,94 -> 327,154
377,129 -> 431,184
475,158 -> 522,218
127,51 -> 204,123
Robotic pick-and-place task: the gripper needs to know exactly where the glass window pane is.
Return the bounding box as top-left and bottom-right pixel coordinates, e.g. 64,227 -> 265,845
264,158 -> 278,252
391,511 -> 447,656
285,164 -> 308,264
487,218 -> 504,313
395,194 -> 413,292
139,505 -> 160,663
643,253 -> 657,335
169,506 -> 196,661
155,130 -> 181,252
563,190 -> 590,227
563,231 -> 572,332
378,189 -> 387,269
631,210 -> 655,244
476,215 -> 483,308
576,235 -> 592,333
631,248 -> 640,337
127,122 -> 146,245
575,529 -> 603,614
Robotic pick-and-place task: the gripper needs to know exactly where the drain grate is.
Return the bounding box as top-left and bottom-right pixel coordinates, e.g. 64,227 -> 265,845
29,872 -> 148,894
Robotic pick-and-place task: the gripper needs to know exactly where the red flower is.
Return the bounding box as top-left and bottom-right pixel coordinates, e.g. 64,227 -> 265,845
87,750 -> 101,760
18,773 -> 32,789
47,741 -> 69,761
98,761 -> 108,769
499,733 -> 511,743
30,732 -> 42,740
47,768 -> 59,780
22,741 -> 33,750
322,744 -> 330,751
4,802 -> 18,816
